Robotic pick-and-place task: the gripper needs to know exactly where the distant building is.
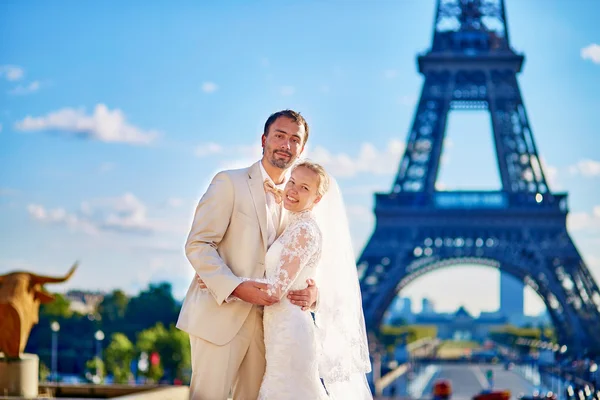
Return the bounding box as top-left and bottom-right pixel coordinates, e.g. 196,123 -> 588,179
421,298 -> 435,315
383,296 -> 415,324
500,272 -> 524,324
65,290 -> 105,315
400,298 -> 412,314
415,306 -> 508,341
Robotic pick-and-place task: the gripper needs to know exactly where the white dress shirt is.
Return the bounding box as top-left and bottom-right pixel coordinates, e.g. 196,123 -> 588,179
259,162 -> 288,248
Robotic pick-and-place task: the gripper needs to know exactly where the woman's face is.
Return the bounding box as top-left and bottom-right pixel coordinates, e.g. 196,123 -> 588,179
283,166 -> 322,212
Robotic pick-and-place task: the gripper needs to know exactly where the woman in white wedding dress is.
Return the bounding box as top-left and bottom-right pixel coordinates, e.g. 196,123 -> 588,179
198,160 -> 372,400
257,160 -> 372,400
257,161 -> 329,399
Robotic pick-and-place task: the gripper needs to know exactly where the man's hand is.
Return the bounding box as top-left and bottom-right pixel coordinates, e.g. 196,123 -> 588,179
196,274 -> 278,306
287,278 -> 318,311
232,281 -> 279,306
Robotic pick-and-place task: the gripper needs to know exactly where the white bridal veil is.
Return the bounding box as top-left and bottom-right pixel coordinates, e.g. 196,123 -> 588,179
313,175 -> 373,399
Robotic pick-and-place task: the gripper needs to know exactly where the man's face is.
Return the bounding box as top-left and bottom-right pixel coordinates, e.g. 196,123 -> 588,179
262,117 -> 306,169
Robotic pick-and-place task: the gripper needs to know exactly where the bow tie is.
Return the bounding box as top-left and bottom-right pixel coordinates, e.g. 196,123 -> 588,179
263,179 -> 284,204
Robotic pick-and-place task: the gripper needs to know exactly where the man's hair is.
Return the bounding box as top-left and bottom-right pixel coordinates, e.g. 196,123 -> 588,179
263,109 -> 309,144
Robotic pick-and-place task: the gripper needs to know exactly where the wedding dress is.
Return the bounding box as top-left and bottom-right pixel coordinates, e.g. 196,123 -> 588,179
257,209 -> 329,400
197,176 -> 372,399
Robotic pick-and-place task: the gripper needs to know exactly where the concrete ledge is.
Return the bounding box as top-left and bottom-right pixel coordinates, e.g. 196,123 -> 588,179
36,383 -> 189,399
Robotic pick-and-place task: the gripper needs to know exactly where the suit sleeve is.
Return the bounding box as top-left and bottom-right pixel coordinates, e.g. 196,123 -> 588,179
185,172 -> 242,305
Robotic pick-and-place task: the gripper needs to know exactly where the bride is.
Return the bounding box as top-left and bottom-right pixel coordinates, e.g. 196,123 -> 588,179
200,160 -> 372,399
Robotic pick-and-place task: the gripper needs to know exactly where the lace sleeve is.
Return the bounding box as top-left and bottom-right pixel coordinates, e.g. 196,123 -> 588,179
268,221 -> 318,299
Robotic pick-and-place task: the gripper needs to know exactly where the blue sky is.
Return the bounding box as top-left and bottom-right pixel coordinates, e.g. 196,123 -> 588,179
1,1 -> 599,317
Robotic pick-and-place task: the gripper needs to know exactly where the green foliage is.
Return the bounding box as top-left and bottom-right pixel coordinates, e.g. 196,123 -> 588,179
85,357 -> 105,383
39,361 -> 50,382
40,293 -> 73,318
104,333 -> 135,384
375,325 -> 437,354
126,283 -> 179,333
380,324 -> 437,342
27,281 -> 187,382
98,290 -> 129,323
135,322 -> 191,383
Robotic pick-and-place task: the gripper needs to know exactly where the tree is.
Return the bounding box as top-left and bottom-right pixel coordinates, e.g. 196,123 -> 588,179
136,323 -> 167,383
135,322 -> 191,383
154,325 -> 191,382
105,333 -> 135,384
125,283 -> 179,334
39,361 -> 50,382
98,290 -> 129,324
85,357 -> 105,383
40,293 -> 73,318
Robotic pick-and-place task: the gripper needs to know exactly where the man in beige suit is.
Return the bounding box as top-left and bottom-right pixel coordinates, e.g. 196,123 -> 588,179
176,110 -> 318,400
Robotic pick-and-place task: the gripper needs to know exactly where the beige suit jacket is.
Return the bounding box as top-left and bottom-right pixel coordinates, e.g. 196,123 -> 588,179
176,161 -> 286,345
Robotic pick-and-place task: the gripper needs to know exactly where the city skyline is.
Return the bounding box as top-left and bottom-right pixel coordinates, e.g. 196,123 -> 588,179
1,1 -> 599,317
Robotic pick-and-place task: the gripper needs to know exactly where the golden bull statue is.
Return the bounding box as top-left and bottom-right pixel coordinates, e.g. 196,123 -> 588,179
0,262 -> 77,359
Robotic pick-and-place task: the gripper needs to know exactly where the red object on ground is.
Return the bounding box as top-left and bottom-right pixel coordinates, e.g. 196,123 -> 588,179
433,379 -> 452,397
472,390 -> 511,400
150,352 -> 160,366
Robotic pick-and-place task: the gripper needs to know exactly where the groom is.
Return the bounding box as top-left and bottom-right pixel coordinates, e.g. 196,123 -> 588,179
176,109 -> 319,400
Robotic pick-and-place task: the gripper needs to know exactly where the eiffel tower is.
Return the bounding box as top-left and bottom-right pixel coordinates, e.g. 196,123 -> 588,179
358,0 -> 600,355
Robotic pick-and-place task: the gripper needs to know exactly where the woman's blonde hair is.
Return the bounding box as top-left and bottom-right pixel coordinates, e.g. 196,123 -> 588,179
293,160 -> 330,197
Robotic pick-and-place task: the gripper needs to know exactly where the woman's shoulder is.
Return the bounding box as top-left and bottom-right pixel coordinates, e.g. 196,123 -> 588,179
287,212 -> 321,238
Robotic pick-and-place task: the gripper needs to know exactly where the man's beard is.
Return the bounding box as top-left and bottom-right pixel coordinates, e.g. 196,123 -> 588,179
268,150 -> 293,169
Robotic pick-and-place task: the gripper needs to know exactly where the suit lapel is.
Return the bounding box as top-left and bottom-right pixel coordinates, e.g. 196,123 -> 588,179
277,207 -> 288,238
247,162 -> 268,252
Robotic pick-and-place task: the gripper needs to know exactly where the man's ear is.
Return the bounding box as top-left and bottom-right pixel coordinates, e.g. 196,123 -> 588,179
261,134 -> 266,149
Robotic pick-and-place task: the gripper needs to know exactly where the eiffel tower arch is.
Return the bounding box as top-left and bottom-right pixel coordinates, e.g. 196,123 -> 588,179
358,0 -> 600,355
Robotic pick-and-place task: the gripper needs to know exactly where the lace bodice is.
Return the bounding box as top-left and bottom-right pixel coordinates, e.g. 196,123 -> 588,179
258,209 -> 328,400
264,210 -> 322,298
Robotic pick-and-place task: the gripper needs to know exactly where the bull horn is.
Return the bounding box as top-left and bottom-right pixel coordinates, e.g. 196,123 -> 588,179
30,261 -> 78,285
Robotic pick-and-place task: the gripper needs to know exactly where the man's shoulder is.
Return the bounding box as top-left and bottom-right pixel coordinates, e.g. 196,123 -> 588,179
214,164 -> 254,181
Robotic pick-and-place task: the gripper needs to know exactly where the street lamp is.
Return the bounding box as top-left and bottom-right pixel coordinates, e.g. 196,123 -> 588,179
50,321 -> 60,383
94,330 -> 104,383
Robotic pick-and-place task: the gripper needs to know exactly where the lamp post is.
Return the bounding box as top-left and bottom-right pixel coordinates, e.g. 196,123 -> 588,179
94,330 -> 104,383
50,321 -> 60,383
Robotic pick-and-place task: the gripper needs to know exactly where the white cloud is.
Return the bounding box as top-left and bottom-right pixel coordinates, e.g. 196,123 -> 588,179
28,204 -> 99,235
0,65 -> 24,81
280,86 -> 295,96
216,144 -> 263,171
27,193 -> 185,236
305,139 -> 405,178
166,197 -> 184,208
586,255 -> 600,269
435,182 -> 448,191
581,43 -> 600,64
345,205 -> 373,222
9,81 -> 40,95
195,142 -> 222,157
567,207 -> 600,232
14,104 -> 158,145
569,159 -> 600,177
384,69 -> 398,79
201,82 -> 218,93
98,162 -> 116,174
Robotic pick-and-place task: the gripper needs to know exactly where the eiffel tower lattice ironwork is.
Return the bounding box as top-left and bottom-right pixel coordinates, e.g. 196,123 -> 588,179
357,0 -> 600,355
